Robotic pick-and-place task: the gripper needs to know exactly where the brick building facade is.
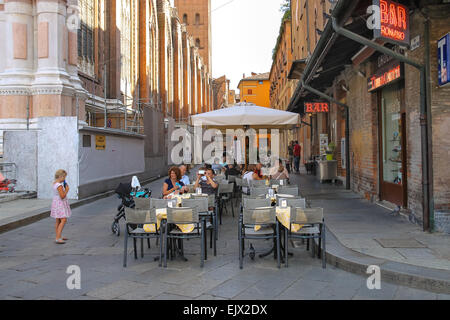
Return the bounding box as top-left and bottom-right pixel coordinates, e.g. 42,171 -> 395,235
285,0 -> 450,232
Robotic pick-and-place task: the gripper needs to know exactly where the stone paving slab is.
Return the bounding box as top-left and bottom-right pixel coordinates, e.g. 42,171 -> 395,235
0,172 -> 449,300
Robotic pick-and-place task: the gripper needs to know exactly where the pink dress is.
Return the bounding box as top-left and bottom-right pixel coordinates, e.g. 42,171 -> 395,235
50,183 -> 72,219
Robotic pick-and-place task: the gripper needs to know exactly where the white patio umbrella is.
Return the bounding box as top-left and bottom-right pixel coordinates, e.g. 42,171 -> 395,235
189,103 -> 300,167
189,103 -> 300,129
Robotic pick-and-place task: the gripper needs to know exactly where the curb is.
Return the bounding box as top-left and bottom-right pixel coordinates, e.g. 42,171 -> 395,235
0,176 -> 162,235
324,226 -> 450,294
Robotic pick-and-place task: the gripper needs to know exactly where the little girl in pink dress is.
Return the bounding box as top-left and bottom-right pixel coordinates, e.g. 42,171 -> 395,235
51,169 -> 71,244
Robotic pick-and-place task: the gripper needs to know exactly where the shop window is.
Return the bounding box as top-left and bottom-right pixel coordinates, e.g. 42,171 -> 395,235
381,83 -> 403,185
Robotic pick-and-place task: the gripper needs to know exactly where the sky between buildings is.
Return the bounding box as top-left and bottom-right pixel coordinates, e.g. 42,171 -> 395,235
211,0 -> 286,91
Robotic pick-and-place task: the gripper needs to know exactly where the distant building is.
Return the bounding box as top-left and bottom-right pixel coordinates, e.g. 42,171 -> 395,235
228,90 -> 236,106
237,72 -> 270,107
212,75 -> 231,109
270,18 -> 295,111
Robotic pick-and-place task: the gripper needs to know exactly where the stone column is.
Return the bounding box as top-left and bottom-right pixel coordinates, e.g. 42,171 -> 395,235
0,0 -> 34,120
32,0 -> 76,118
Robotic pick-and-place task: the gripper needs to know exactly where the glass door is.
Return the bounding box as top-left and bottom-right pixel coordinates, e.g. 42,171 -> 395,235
379,82 -> 407,207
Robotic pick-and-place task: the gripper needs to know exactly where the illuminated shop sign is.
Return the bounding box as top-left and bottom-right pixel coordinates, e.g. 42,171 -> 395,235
438,33 -> 450,86
373,0 -> 410,46
368,63 -> 403,92
305,102 -> 329,113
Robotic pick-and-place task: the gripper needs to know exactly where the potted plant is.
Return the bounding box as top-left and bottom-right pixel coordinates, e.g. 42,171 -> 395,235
326,142 -> 336,161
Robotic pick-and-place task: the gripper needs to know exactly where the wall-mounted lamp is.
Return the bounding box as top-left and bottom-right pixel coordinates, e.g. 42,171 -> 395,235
357,69 -> 366,78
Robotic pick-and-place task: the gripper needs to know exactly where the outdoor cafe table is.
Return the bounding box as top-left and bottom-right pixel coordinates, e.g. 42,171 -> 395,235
243,186 -> 303,261
144,192 -> 211,260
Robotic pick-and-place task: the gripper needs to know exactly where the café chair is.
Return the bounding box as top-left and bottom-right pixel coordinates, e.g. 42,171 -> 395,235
238,207 -> 281,269
250,187 -> 270,197
218,182 -> 235,224
276,197 -> 306,209
164,207 -> 205,268
250,179 -> 267,187
270,179 -> 289,186
284,208 -> 326,268
182,198 -> 216,257
277,186 -> 299,197
123,207 -> 163,268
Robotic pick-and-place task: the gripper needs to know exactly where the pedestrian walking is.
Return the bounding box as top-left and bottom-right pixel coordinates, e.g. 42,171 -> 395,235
287,141 -> 294,173
293,141 -> 301,173
51,169 -> 72,244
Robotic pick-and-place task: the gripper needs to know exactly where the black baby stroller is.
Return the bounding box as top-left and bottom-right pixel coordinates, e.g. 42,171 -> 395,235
111,177 -> 151,236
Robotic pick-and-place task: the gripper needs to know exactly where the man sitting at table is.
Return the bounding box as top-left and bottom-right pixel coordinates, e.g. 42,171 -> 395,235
270,159 -> 289,180
194,167 -> 218,195
179,164 -> 190,186
225,162 -> 241,179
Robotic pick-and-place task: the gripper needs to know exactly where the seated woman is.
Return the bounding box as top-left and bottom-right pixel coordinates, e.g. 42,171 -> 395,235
270,159 -> 289,180
194,167 -> 218,195
162,166 -> 188,198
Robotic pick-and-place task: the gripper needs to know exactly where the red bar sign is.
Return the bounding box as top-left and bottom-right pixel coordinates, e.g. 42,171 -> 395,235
368,64 -> 402,91
374,0 -> 410,46
305,102 -> 330,113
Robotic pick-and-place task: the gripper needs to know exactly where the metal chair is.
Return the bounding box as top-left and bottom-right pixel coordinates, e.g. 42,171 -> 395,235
276,197 -> 306,208
164,207 -> 205,268
250,186 -> 270,197
150,198 -> 172,209
238,207 -> 281,269
215,175 -> 226,183
284,208 -> 326,268
123,207 -> 163,267
270,179 -> 289,186
250,179 -> 267,187
218,182 -> 235,224
277,186 -> 299,196
242,198 -> 271,210
192,193 -> 218,240
182,197 -> 216,257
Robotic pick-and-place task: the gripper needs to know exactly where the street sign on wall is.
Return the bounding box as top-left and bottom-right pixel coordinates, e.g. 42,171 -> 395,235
438,33 -> 450,87
373,0 -> 410,46
95,135 -> 106,150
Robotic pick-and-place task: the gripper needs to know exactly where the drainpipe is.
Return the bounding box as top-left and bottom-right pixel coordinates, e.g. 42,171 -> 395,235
301,81 -> 351,190
421,9 -> 434,231
26,95 -> 30,130
331,16 -> 431,232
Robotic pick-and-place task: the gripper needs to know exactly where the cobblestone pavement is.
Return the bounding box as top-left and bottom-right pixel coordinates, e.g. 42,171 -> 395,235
0,176 -> 449,300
